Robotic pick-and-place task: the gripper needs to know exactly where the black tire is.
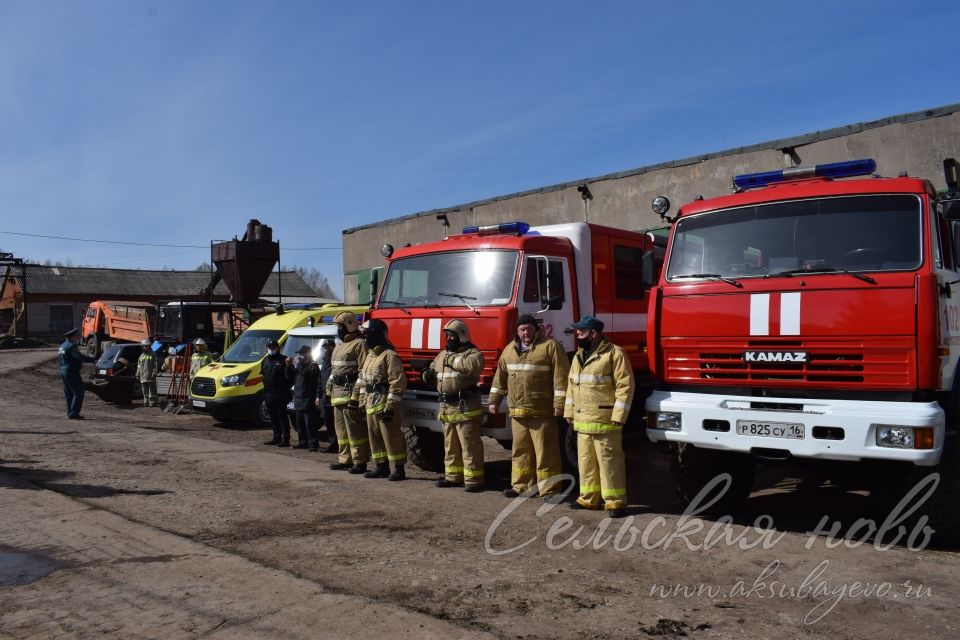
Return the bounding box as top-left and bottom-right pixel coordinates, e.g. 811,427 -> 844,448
255,396 -> 271,428
670,443 -> 755,516
906,435 -> 960,547
85,334 -> 100,358
558,418 -> 579,478
403,425 -> 444,472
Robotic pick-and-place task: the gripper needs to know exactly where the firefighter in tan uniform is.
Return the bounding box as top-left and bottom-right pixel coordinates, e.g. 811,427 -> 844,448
564,316 -> 635,518
488,314 -> 570,499
352,319 -> 408,481
326,311 -> 370,474
423,320 -> 486,492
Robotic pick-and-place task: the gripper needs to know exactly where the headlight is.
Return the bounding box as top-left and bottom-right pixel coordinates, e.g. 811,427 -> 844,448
650,411 -> 682,431
875,425 -> 935,450
876,425 -> 914,449
221,372 -> 250,387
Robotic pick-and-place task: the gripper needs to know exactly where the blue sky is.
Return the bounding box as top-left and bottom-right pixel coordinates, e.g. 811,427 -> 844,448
1,0 -> 958,297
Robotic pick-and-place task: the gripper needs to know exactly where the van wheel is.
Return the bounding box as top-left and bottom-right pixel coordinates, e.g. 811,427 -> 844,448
671,443 -> 755,515
906,434 -> 960,547
403,426 -> 444,472
255,397 -> 272,428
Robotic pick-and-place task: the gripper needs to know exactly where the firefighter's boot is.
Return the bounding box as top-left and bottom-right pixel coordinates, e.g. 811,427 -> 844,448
364,463 -> 390,479
388,464 -> 406,482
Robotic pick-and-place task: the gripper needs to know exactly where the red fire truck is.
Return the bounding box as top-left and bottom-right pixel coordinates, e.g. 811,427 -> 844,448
645,158 -> 960,541
371,221 -> 661,471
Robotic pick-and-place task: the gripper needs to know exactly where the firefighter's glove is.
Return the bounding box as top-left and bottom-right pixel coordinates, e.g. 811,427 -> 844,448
347,400 -> 360,409
422,368 -> 437,384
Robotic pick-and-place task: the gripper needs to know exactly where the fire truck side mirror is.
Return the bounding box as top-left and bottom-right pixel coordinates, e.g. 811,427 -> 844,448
943,200 -> 960,221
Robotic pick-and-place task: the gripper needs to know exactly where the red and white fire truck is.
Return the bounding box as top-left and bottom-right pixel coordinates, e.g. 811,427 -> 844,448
645,158 -> 960,541
371,221 -> 661,471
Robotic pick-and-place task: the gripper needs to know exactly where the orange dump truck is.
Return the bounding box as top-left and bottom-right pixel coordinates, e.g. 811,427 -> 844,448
81,300 -> 157,357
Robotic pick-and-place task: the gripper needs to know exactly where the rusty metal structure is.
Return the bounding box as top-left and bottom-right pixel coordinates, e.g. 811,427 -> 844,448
202,219 -> 281,307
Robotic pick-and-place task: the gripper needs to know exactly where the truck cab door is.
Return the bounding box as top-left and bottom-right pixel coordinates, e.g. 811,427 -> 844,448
517,255 -> 575,351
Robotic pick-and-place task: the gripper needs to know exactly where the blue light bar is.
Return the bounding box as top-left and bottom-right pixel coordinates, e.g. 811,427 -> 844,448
733,158 -> 877,190
462,221 -> 531,236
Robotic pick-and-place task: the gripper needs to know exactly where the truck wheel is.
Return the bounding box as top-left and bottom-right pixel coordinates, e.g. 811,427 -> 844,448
85,335 -> 100,358
558,418 -> 579,478
403,426 -> 444,472
671,443 -> 755,515
906,435 -> 960,547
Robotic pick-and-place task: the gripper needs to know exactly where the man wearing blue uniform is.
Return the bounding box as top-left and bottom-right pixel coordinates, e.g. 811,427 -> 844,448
59,328 -> 95,419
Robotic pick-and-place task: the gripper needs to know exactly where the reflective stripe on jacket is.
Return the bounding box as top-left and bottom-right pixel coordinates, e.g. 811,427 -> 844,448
563,338 -> 635,433
428,344 -> 484,423
136,352 -> 158,381
190,352 -> 212,377
353,345 -> 406,414
326,334 -> 366,406
488,336 -> 569,417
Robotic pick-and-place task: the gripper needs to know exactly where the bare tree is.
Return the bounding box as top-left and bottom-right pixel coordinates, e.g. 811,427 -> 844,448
292,265 -> 337,299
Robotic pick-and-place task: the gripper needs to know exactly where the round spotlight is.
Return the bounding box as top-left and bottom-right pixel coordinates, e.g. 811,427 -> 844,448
651,196 -> 671,216
380,243 -> 394,258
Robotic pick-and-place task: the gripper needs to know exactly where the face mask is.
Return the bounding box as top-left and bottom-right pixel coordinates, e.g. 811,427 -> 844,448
364,333 -> 384,349
445,336 -> 461,352
268,349 -> 277,356
576,337 -> 592,350
337,326 -> 348,340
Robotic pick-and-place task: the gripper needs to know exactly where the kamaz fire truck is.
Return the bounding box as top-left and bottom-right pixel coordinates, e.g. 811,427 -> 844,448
370,221 -> 662,471
645,158 -> 960,541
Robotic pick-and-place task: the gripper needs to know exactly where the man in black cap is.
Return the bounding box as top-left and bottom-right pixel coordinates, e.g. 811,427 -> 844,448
58,328 -> 96,419
261,338 -> 294,446
290,344 -> 323,451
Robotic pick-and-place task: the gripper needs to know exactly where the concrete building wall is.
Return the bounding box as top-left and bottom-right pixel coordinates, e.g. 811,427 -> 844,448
343,104 -> 960,278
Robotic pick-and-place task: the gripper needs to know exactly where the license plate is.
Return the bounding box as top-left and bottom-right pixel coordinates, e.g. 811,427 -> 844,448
403,407 -> 435,421
192,400 -> 206,408
736,420 -> 804,439
99,369 -> 108,375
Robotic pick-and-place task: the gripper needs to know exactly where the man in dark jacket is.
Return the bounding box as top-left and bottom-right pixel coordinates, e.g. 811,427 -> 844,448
261,339 -> 293,447
59,328 -> 96,419
291,344 -> 323,451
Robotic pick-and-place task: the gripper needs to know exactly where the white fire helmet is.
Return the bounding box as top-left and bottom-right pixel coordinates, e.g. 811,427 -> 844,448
194,338 -> 207,346
443,319 -> 470,343
334,311 -> 358,333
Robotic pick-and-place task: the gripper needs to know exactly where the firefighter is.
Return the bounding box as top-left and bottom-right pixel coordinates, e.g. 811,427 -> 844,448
326,311 -> 370,473
260,338 -> 293,447
423,320 -> 485,492
352,318 -> 407,481
564,316 -> 635,518
190,338 -> 213,378
488,314 -> 570,500
58,328 -> 96,419
135,339 -> 159,407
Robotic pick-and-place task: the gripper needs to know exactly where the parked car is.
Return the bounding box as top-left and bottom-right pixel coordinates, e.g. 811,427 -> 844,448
87,343 -> 150,403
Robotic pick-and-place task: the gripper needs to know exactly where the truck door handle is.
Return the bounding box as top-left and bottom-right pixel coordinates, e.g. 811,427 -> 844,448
563,328 -> 574,334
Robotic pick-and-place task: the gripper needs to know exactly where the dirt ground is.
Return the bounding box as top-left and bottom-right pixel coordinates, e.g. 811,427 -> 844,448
1,350 -> 958,639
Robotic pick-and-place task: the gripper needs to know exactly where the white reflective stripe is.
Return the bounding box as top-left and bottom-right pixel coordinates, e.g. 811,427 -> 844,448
750,293 -> 770,336
506,363 -> 550,372
331,360 -> 355,366
780,292 -> 801,336
437,371 -> 462,379
428,318 -> 442,350
570,374 -> 610,383
411,318 -> 424,349
388,393 -> 402,401
564,398 -> 574,406
614,400 -> 630,411
489,387 -> 503,395
554,390 -> 566,397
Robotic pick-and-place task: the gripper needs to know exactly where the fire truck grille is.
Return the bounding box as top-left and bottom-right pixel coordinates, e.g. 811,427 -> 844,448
191,377 -> 216,397
663,338 -> 913,389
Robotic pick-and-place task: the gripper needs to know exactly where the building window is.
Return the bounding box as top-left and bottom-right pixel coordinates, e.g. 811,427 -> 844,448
49,304 -> 75,334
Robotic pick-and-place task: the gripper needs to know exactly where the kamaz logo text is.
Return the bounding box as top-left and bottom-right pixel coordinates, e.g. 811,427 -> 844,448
743,351 -> 809,363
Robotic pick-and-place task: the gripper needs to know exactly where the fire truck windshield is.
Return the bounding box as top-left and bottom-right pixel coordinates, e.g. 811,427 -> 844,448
379,250 -> 518,308
666,194 -> 922,281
